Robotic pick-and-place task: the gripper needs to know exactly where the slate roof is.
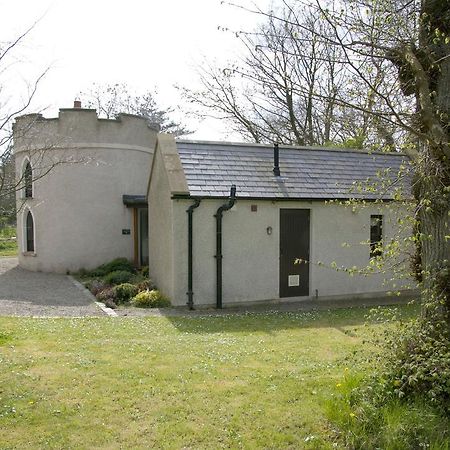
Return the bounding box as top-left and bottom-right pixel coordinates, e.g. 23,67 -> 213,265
176,141 -> 411,200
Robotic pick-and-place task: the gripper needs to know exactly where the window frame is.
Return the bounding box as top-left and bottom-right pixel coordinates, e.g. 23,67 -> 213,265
23,209 -> 36,254
370,214 -> 383,258
22,158 -> 33,199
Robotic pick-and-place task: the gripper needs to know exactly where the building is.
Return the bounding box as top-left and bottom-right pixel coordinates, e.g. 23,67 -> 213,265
13,106 -> 157,273
148,135 -> 413,308
14,106 -> 414,308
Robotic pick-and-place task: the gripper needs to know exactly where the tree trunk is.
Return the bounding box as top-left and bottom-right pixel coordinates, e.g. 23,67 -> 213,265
416,163 -> 450,322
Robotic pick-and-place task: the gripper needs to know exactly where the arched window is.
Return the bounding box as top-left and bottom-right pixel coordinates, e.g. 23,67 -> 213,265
25,211 -> 34,252
24,161 -> 33,198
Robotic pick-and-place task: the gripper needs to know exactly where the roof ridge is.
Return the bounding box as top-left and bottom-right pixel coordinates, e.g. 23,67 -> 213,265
176,139 -> 407,157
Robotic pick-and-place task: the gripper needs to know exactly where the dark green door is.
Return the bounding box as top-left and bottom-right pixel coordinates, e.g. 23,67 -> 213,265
279,209 -> 310,297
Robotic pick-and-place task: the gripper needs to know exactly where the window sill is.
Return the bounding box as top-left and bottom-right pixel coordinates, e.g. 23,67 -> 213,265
22,251 -> 36,257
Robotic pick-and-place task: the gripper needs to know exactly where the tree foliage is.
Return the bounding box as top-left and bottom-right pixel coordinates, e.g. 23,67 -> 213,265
182,2 -> 408,149
80,83 -> 192,137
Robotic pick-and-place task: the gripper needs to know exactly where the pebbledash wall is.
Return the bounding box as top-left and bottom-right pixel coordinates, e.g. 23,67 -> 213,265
14,108 -> 157,273
148,136 -> 414,307
168,199 -> 411,307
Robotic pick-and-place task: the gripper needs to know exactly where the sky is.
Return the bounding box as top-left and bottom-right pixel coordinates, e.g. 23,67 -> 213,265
1,0 -> 270,140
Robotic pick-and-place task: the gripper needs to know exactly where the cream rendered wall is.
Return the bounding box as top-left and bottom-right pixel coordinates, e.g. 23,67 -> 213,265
170,199 -> 413,307
14,109 -> 157,273
147,143 -> 174,300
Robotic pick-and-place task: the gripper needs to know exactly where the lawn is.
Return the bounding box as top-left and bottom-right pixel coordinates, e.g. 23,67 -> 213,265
0,239 -> 17,257
0,226 -> 17,257
0,305 -> 418,449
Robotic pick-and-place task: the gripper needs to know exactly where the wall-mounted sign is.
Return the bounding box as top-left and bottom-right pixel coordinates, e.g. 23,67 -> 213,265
288,275 -> 300,287
122,229 -> 131,235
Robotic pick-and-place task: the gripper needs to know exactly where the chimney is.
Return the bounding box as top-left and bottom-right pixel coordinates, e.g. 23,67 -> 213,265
273,143 -> 280,176
73,99 -> 82,108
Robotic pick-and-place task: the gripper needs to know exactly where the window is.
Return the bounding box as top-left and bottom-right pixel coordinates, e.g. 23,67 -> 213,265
25,211 -> 34,252
24,161 -> 33,198
370,214 -> 383,257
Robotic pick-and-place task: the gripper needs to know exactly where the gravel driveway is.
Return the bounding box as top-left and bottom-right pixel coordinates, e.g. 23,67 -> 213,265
0,257 -> 105,317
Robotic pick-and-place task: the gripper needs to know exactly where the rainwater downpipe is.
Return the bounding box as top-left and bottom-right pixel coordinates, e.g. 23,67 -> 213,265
214,185 -> 237,309
186,198 -> 201,310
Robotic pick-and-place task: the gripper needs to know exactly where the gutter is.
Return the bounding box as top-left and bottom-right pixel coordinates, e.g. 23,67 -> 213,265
186,198 -> 201,310
214,185 -> 237,309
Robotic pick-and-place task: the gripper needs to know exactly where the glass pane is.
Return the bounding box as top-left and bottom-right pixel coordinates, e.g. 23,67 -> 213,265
139,208 -> 149,266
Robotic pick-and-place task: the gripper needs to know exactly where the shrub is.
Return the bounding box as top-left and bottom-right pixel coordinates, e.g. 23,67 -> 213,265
89,258 -> 135,278
113,283 -> 139,304
130,290 -> 170,308
96,287 -> 117,309
103,270 -> 134,286
103,298 -> 118,309
129,274 -> 147,285
140,265 -> 149,278
136,279 -> 157,292
326,374 -> 450,449
87,279 -> 108,296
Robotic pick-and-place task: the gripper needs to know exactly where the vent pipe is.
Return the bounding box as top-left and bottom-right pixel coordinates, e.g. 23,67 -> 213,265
273,143 -> 280,176
214,185 -> 237,309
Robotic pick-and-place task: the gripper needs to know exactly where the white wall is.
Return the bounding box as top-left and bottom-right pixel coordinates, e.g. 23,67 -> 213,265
169,199 -> 413,307
14,109 -> 157,273
147,145 -> 174,299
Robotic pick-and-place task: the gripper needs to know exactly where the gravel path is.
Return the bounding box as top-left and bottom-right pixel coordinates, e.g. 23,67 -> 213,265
0,257 -> 417,318
0,257 -> 105,317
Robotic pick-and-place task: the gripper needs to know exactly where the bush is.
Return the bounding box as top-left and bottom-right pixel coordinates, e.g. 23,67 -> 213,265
103,270 -> 134,286
87,279 -> 108,296
95,287 -> 117,309
113,283 -> 139,304
89,258 -> 135,278
130,290 -> 170,308
136,279 -> 157,292
140,265 -> 149,278
103,298 -> 118,309
326,374 -> 450,449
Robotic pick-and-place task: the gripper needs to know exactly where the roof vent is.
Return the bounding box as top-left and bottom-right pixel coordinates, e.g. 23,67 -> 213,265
273,143 -> 280,176
73,99 -> 82,108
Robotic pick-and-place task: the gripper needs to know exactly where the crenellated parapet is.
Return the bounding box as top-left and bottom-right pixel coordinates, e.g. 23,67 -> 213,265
13,108 -> 159,154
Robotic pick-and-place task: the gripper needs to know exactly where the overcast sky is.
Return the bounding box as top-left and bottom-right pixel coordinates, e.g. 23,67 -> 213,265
1,0 -> 270,140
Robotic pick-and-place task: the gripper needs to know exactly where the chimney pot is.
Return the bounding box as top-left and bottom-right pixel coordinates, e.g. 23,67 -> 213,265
73,99 -> 82,108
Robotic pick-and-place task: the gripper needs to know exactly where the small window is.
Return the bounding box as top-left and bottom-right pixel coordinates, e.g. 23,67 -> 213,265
26,211 -> 34,252
24,161 -> 33,198
370,214 -> 383,257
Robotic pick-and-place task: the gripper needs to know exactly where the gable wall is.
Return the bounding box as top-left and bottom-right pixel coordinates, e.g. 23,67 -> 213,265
148,145 -> 175,300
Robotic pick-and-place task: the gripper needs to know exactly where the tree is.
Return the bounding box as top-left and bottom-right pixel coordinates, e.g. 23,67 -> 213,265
311,0 -> 449,319
182,2 -> 404,149
80,83 -> 192,137
0,22 -> 49,223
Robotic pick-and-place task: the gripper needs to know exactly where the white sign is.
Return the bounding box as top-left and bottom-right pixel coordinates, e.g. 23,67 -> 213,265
288,275 -> 300,287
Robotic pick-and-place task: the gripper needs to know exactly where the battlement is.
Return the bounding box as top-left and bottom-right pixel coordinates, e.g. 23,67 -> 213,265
13,107 -> 159,154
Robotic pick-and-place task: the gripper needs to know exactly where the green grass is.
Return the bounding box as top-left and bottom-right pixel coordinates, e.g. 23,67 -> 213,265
0,305 -> 422,449
0,226 -> 17,256
0,238 -> 17,256
327,374 -> 450,449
